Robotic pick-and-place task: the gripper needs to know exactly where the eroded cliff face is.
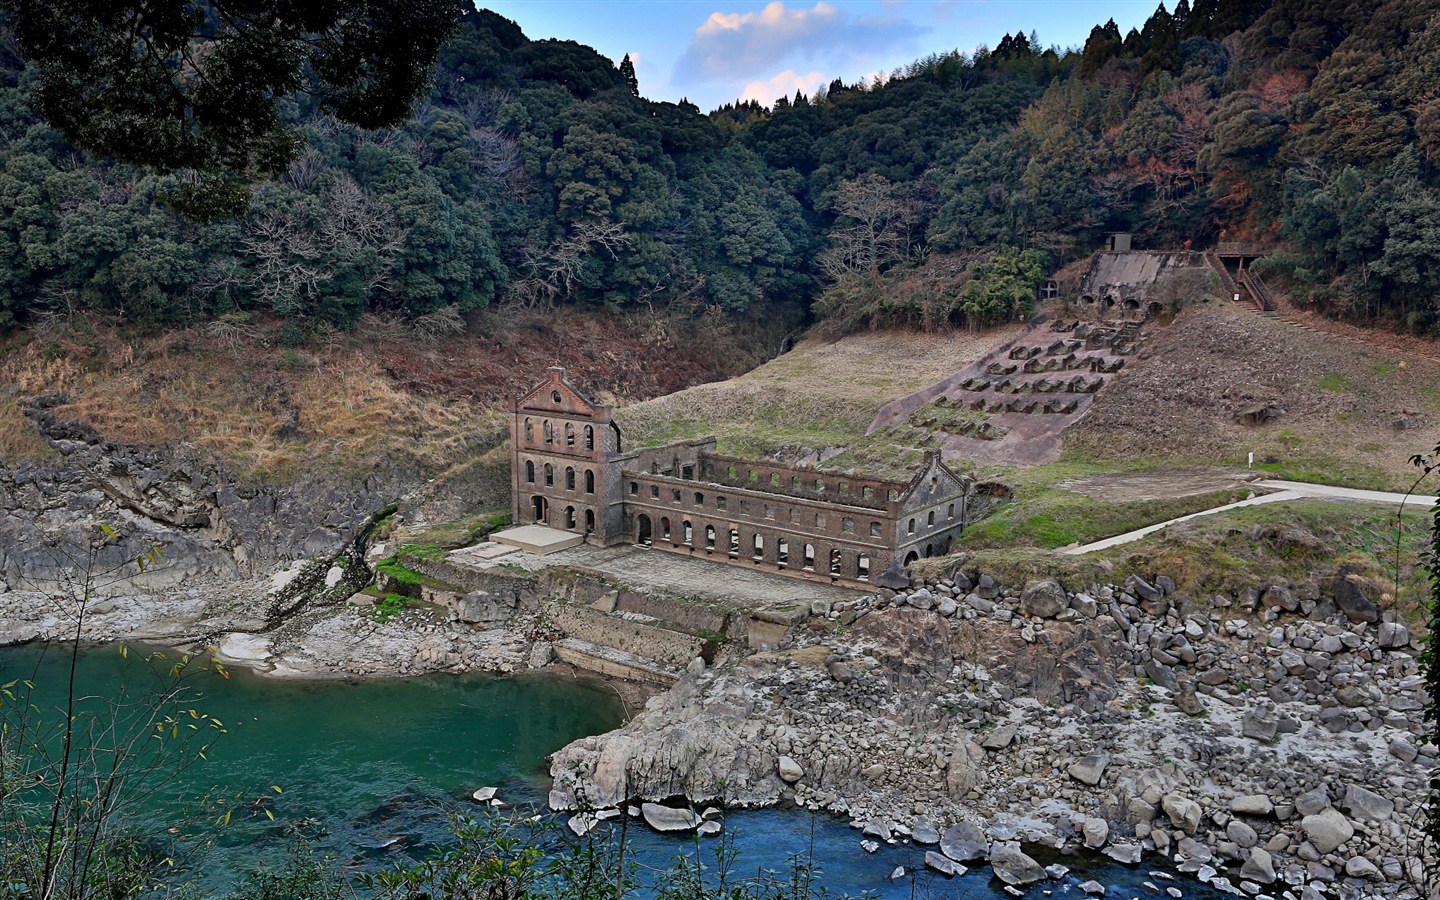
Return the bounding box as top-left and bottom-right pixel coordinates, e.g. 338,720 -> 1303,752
0,395 -> 422,596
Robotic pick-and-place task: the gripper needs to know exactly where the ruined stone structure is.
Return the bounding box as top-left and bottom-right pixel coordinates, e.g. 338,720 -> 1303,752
1075,249 -> 1213,321
509,367 -> 972,584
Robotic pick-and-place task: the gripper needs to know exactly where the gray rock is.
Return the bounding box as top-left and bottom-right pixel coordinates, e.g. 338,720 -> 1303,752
526,640 -> 554,668
982,723 -> 1018,750
1341,784 -> 1393,821
989,842 -> 1045,886
1261,585 -> 1298,612
1070,593 -> 1098,617
471,786 -> 499,802
940,820 -> 988,862
1229,794 -> 1273,817
1242,708 -> 1278,743
1127,575 -> 1162,602
1300,807 -> 1353,854
1068,753 -> 1110,786
1174,681 -> 1204,717
567,813 -> 598,837
1020,581 -> 1067,618
863,819 -> 892,841
1294,787 -> 1330,817
874,560 -> 911,590
1332,577 -> 1378,624
1161,794 -> 1202,834
1377,621 -> 1410,648
906,591 -> 935,610
642,803 -> 702,832
697,820 -> 722,836
937,597 -> 958,617
1082,817 -> 1109,849
1240,848 -> 1276,884
925,851 -> 965,876
1078,881 -> 1107,895
1177,837 -> 1212,862
777,756 -> 804,783
1227,820 -> 1258,849
1344,856 -> 1380,879
1389,738 -> 1418,763
889,866 -> 905,881
1103,843 -> 1142,864
1143,659 -> 1179,692
912,820 -> 940,845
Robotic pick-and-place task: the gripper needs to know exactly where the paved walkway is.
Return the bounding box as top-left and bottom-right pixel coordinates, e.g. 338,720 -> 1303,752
1066,480 -> 1437,556
457,541 -> 866,609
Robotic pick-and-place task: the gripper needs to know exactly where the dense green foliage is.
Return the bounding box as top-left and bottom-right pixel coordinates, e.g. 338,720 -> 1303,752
1,1 -> 1439,335
3,0 -> 465,219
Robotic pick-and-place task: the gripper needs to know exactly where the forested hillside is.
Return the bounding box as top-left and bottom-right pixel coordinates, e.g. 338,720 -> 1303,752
0,0 -> 1437,339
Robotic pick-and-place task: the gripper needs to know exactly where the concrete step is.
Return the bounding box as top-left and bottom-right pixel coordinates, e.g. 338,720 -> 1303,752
553,637 -> 680,685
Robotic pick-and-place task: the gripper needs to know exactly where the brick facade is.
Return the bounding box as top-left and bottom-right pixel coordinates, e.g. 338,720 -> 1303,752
510,367 -> 971,584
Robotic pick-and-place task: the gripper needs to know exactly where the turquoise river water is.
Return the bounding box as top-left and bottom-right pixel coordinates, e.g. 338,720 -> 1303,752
0,642 -> 1224,899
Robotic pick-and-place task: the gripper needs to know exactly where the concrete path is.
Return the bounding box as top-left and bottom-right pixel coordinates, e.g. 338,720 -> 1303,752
1065,480 -> 1437,556
458,541 -> 866,609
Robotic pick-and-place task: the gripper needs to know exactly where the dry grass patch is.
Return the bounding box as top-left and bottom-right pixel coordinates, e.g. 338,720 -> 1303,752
616,325 -> 1022,473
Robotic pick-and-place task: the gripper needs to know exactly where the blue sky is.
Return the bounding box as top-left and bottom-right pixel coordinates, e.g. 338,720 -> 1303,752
479,1 -> 1158,111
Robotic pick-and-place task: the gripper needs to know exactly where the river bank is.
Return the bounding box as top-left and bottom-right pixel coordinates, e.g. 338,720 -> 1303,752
0,552 -> 1431,899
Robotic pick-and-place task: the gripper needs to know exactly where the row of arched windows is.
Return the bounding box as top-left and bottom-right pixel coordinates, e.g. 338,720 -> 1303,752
906,504 -> 957,534
525,461 -> 596,494
635,514 -> 873,581
523,418 -> 595,451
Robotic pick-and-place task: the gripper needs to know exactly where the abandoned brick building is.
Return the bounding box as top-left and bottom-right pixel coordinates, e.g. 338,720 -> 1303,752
509,367 -> 972,584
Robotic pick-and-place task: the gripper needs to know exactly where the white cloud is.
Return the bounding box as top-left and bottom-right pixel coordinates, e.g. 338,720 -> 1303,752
739,69 -> 828,105
675,1 -> 925,83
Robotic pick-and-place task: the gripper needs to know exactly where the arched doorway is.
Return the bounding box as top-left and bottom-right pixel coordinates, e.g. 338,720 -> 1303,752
565,506 -> 576,529
531,496 -> 548,523
584,509 -> 595,534
904,550 -> 919,565
636,514 -> 652,545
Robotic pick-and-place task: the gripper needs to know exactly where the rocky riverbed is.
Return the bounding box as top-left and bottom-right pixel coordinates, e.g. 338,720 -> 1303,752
549,571 -> 1434,900
0,544 -> 1432,899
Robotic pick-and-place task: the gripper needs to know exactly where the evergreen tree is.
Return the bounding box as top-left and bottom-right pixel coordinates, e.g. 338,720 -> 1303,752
619,53 -> 640,97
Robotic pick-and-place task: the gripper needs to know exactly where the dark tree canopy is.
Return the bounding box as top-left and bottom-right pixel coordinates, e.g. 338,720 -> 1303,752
5,0 -> 464,218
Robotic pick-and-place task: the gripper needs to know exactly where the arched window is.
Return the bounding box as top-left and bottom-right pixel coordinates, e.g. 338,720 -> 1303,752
862,486 -> 874,501
907,518 -> 916,534
842,517 -> 854,533
802,544 -> 816,571
524,418 -> 533,443
815,479 -> 825,493
565,506 -> 577,529
565,467 -> 575,490
777,538 -> 789,565
927,510 -> 935,526
565,423 -> 575,447
544,463 -> 554,486
585,470 -> 595,493
660,517 -> 672,540
728,529 -> 740,556
551,390 -> 562,403
543,420 -> 553,444
584,425 -> 594,450
870,521 -> 882,537
858,555 -> 871,581
948,503 -> 955,519
683,520 -> 693,545
704,525 -> 716,550
752,533 -> 764,560
694,491 -> 704,505
525,460 -> 535,483
629,481 -> 638,495
830,549 -> 843,576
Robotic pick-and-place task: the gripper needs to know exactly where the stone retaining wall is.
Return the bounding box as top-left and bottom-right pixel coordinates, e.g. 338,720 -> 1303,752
542,601 -> 704,669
